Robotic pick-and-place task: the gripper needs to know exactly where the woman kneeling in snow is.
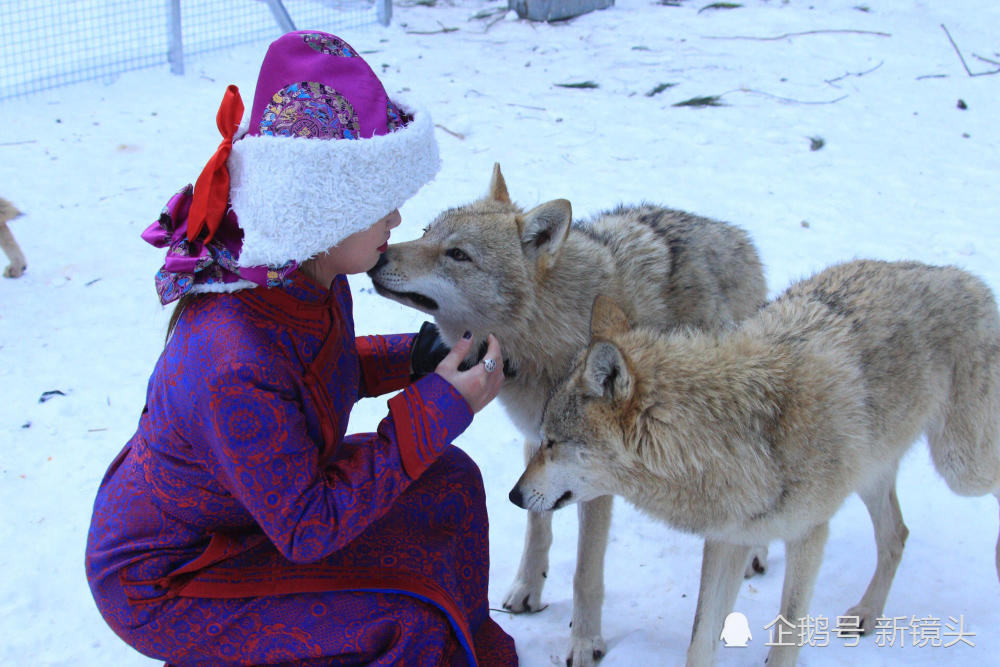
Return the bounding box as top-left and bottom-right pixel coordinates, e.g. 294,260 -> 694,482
85,31 -> 516,667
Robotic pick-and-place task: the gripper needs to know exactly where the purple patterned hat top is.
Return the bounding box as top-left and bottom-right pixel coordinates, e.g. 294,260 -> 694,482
246,32 -> 409,141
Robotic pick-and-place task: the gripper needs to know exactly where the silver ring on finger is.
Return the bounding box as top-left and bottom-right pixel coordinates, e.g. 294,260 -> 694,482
482,357 -> 497,374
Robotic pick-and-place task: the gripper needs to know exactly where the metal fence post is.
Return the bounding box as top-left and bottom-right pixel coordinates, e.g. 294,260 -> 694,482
166,0 -> 184,75
264,0 -> 297,33
377,0 -> 392,26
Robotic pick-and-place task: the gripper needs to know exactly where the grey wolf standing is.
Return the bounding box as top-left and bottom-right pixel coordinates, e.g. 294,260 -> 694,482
513,260 -> 1000,666
368,164 -> 767,665
0,197 -> 26,278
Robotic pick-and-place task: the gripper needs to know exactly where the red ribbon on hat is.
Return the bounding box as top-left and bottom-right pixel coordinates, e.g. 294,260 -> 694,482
188,85 -> 244,243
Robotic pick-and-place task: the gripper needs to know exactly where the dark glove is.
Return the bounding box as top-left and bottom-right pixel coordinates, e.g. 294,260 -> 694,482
410,321 -> 452,379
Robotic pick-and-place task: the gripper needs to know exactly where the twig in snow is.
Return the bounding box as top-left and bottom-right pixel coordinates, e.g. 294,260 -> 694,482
470,7 -> 506,20
405,22 -> 459,34
941,24 -> 1000,77
673,95 -> 726,107
698,3 -> 742,13
435,124 -> 466,140
469,6 -> 508,31
39,390 -> 67,403
703,29 -> 891,41
484,14 -> 507,32
646,82 -> 678,97
739,88 -> 848,105
489,604 -> 548,614
825,60 -> 884,86
672,88 -> 847,108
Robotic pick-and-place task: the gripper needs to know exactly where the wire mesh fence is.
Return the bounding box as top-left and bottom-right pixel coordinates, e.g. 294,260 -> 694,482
0,0 -> 387,101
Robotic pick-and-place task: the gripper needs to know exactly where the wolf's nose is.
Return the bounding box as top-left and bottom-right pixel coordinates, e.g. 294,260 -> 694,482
508,487 -> 524,508
368,252 -> 388,275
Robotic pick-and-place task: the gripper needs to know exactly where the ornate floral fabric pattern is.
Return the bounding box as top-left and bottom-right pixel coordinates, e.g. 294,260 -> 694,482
142,185 -> 298,304
303,33 -> 359,58
85,273 -> 517,666
386,99 -> 412,133
259,81 -> 361,140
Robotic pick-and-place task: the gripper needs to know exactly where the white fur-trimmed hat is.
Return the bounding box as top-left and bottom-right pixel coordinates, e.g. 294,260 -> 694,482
144,31 -> 439,304
228,31 -> 440,267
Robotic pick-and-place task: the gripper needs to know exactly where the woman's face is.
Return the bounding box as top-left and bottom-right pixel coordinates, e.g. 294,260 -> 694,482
302,209 -> 402,286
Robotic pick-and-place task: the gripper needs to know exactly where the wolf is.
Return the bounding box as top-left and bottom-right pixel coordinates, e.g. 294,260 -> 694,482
368,164 -> 767,665
0,197 -> 26,278
512,259 -> 1000,666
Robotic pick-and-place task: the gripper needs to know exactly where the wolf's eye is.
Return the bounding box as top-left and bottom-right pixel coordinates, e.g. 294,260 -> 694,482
445,248 -> 471,262
545,439 -> 555,449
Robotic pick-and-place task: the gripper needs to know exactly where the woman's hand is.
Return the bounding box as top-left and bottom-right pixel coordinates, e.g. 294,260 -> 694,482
435,332 -> 505,413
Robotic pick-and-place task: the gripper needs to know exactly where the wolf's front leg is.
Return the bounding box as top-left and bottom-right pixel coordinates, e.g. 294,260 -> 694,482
502,508 -> 553,613
503,437 -> 552,613
566,495 -> 613,667
686,539 -> 751,667
765,522 -> 829,667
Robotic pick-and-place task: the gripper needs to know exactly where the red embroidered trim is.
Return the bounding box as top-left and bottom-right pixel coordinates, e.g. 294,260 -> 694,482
356,334 -> 414,396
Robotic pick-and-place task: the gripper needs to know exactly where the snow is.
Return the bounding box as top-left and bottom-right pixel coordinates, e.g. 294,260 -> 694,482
1,0 -> 998,665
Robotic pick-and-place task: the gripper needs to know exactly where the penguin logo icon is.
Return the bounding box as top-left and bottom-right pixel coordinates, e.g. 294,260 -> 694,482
720,611 -> 752,647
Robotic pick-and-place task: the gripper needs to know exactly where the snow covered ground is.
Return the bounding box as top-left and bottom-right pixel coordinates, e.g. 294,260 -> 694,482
1,0 -> 998,665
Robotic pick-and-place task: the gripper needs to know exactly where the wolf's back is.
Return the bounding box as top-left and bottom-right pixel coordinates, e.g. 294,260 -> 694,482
575,204 -> 766,331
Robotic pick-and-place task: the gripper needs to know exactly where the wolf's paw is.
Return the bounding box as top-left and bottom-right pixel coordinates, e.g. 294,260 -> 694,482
501,580 -> 547,614
840,605 -> 876,635
3,262 -> 25,278
566,636 -> 606,667
744,545 -> 769,578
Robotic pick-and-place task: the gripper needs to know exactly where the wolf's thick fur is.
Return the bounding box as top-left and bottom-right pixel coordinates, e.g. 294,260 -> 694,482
514,259 -> 1000,666
0,198 -> 26,278
368,164 -> 766,665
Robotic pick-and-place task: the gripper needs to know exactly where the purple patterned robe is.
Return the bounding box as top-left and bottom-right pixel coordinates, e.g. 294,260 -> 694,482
85,272 -> 517,666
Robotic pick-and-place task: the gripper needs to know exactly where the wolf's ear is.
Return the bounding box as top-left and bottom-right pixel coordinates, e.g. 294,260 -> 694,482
488,163 -> 511,204
583,341 -> 632,401
591,295 -> 630,340
518,199 -> 572,262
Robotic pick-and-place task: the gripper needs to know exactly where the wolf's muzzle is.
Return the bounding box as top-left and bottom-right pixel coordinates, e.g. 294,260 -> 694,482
368,253 -> 388,274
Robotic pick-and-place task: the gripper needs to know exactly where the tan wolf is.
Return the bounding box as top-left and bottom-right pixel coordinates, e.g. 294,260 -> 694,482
512,259 -> 1000,666
0,197 -> 26,278
368,164 -> 767,665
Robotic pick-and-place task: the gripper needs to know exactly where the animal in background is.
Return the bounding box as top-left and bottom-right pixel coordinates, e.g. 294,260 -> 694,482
0,197 -> 26,278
